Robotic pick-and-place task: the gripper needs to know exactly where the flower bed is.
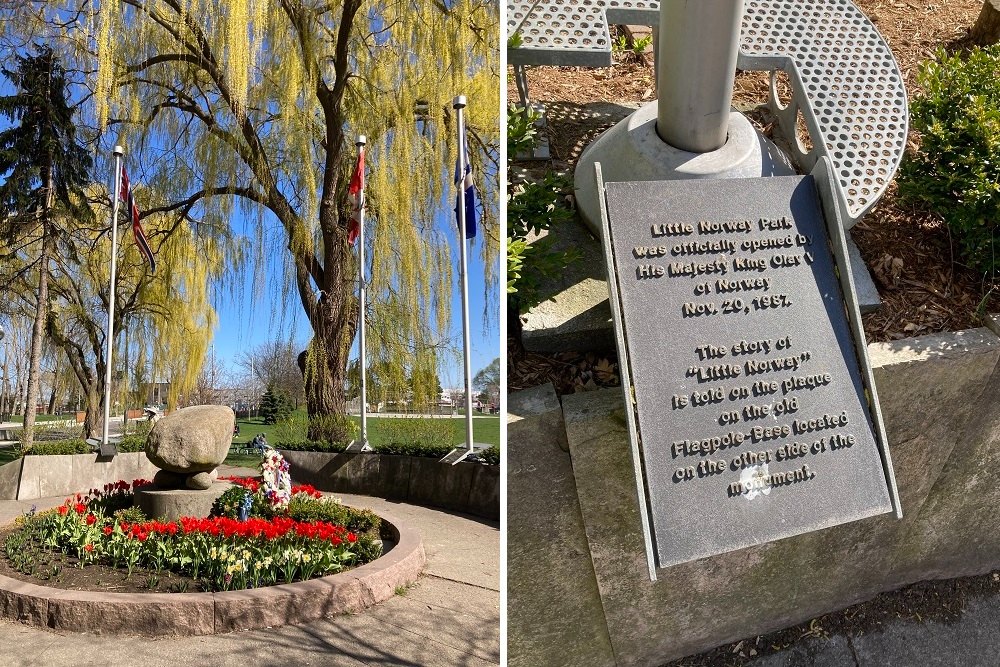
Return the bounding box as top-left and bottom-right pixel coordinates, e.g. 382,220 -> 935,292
2,473 -> 383,593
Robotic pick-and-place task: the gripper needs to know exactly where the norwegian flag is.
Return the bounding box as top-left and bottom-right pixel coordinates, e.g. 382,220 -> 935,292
454,132 -> 477,239
120,168 -> 156,274
347,146 -> 365,246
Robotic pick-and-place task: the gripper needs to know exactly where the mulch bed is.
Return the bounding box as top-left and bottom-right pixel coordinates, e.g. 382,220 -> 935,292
0,526 -> 200,594
509,0 -> 1000,395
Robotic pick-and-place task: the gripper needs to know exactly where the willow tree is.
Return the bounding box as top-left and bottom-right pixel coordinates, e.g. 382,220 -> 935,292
44,193 -> 226,437
79,0 -> 499,436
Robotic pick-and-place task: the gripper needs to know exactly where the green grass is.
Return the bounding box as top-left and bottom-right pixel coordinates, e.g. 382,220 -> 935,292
2,413 -> 75,423
229,412 -> 501,450
0,447 -> 18,466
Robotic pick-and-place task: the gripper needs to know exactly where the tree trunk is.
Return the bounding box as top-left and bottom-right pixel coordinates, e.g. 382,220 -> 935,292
303,299 -> 356,439
301,246 -> 358,441
971,0 -> 1000,45
82,385 -> 103,441
46,380 -> 57,414
21,233 -> 51,450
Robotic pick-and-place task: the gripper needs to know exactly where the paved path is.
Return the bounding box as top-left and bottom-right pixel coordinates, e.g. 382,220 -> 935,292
0,484 -> 499,667
743,588 -> 1000,667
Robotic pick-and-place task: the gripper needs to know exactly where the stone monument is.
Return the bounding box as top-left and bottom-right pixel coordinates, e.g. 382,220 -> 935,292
136,404 -> 236,520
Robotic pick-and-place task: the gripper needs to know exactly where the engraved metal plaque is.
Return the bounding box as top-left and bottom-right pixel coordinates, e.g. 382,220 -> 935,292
599,169 -> 900,572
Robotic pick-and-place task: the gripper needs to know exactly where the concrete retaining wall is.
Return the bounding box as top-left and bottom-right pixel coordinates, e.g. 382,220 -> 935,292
281,451 -> 500,520
509,320 -> 1000,667
0,452 -> 158,501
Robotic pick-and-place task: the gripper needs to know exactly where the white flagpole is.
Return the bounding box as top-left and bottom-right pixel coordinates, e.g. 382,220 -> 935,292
356,135 -> 368,449
454,95 -> 474,455
101,146 -> 124,449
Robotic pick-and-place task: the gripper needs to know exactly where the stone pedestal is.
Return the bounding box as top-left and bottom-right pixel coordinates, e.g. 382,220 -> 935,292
136,482 -> 232,521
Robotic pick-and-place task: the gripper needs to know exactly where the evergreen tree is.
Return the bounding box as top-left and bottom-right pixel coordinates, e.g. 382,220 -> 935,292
259,385 -> 279,425
259,383 -> 293,425
0,46 -> 92,450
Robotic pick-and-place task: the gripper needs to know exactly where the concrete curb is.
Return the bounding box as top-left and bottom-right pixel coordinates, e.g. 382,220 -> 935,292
0,510 -> 425,636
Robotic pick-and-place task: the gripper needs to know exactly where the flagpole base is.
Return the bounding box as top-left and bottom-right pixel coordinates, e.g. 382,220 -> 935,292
345,439 -> 373,453
440,443 -> 488,465
574,101 -> 795,236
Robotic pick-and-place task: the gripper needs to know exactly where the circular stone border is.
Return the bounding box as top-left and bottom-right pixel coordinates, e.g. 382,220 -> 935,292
0,510 -> 425,636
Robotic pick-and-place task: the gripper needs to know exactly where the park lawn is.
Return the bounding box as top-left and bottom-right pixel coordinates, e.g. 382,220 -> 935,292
360,415 -> 501,448
226,413 -> 500,461
3,413 -> 72,423
0,447 -> 18,466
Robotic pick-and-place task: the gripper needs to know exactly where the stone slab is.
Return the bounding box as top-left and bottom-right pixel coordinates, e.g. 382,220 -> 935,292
407,457 -> 476,512
0,575 -> 49,627
47,591 -> 216,636
135,482 -> 231,520
519,212 -> 616,354
520,213 -> 880,353
556,322 -> 1000,665
32,455 -> 75,499
507,384 -> 615,667
602,175 -> 892,568
213,578 -> 366,633
0,458 -> 22,501
13,452 -> 158,502
376,453 -> 412,500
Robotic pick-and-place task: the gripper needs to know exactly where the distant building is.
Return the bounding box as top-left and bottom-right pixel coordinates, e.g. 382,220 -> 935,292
145,382 -> 170,408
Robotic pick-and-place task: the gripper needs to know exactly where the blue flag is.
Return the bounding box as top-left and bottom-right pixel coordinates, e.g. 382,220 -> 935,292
454,133 -> 477,239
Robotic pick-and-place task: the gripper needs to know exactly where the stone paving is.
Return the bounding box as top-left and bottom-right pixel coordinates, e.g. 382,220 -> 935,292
0,469 -> 500,667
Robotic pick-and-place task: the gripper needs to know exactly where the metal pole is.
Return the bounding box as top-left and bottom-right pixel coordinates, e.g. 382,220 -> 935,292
356,135 -> 368,448
122,317 -> 128,433
454,95 -> 474,454
102,146 -> 124,446
656,0 -> 744,153
0,329 -> 8,422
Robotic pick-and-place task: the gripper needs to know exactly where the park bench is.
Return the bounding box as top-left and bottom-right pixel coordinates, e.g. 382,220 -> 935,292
507,0 -> 909,227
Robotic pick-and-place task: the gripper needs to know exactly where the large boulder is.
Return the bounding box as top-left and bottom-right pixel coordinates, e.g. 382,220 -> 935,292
145,405 -> 235,473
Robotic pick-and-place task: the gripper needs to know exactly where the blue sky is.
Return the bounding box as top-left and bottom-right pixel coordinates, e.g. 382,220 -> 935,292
209,207 -> 501,388
0,50 -> 500,391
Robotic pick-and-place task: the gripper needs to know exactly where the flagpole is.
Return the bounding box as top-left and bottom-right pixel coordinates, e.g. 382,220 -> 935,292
356,135 -> 368,449
454,95 -> 474,455
102,146 -> 124,449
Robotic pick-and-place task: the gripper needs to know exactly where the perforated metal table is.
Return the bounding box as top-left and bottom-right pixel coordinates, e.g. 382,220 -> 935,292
507,0 -> 908,227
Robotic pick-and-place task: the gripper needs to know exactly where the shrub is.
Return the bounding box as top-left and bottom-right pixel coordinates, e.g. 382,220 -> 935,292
478,444 -> 500,466
307,413 -> 359,445
351,532 -> 384,564
116,435 -> 147,453
18,439 -> 91,456
112,506 -> 147,524
278,440 -> 348,453
376,418 -> 455,449
273,411 -> 309,443
286,495 -> 381,533
899,45 -> 1000,275
507,103 -> 542,157
507,102 -> 581,315
373,441 -> 453,458
211,482 -> 275,519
